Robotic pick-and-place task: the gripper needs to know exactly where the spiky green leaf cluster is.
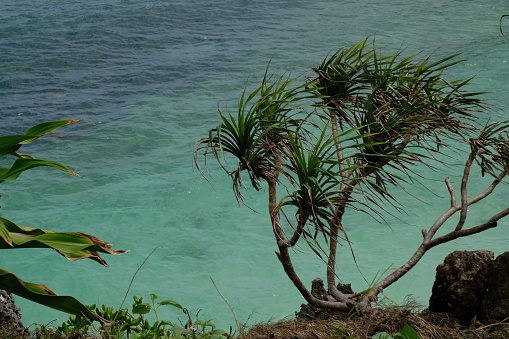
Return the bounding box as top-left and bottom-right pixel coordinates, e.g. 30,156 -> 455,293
312,38 -> 487,195
195,71 -> 324,201
195,38 -> 503,248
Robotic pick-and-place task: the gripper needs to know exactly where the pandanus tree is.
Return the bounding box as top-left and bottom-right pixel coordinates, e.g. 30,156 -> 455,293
0,120 -> 127,323
195,38 -> 509,312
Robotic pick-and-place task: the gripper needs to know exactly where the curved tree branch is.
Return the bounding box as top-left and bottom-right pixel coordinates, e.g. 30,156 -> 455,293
456,152 -> 476,231
363,167 -> 508,304
267,177 -> 353,310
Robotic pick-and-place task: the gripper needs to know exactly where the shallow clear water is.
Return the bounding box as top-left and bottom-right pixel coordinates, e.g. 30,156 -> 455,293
1,0 -> 509,330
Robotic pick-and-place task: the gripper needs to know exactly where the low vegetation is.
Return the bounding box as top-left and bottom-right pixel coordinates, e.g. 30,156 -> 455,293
35,294 -> 231,339
31,301 -> 509,339
244,306 -> 509,339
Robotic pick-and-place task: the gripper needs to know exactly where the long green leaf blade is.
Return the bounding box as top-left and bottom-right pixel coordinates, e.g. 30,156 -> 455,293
0,158 -> 79,182
23,120 -> 80,138
0,268 -> 109,324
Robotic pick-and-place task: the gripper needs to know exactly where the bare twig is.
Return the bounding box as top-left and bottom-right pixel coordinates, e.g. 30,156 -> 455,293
456,152 -> 475,231
118,246 -> 161,311
445,177 -> 456,207
210,277 -> 243,335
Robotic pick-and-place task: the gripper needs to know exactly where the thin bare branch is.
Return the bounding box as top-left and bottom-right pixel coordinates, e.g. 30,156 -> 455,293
466,170 -> 507,205
279,209 -> 308,248
455,152 -> 475,231
445,177 -> 456,207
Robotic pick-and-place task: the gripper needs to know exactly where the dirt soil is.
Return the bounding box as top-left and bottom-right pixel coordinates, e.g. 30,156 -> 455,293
242,306 -> 509,339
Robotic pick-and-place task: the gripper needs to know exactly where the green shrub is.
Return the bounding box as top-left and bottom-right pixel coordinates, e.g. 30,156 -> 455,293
37,295 -> 230,339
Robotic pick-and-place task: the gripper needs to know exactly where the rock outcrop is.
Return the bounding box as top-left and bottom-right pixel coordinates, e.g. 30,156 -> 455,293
429,250 -> 494,322
480,251 -> 509,322
0,290 -> 28,338
295,278 -> 354,319
296,278 -> 329,319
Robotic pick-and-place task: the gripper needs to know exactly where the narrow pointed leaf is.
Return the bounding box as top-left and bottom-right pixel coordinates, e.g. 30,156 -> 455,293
0,268 -> 109,324
0,217 -> 128,266
0,158 -> 79,182
24,120 -> 80,138
159,300 -> 183,309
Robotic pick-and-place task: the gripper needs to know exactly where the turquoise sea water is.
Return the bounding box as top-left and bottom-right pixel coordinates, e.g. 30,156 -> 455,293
1,0 -> 509,330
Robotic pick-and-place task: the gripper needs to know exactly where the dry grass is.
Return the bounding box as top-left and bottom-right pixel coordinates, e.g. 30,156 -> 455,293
7,304 -> 509,339
242,306 -> 509,339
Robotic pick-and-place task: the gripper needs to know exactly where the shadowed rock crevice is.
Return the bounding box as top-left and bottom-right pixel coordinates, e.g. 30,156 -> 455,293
480,251 -> 509,322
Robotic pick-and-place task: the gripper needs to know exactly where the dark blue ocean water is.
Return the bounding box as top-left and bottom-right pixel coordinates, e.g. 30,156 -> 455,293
1,0 -> 509,330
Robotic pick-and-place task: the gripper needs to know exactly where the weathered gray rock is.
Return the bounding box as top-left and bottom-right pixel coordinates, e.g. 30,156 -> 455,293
480,252 -> 509,322
429,250 -> 494,322
0,289 -> 28,338
311,278 -> 328,301
296,278 -> 328,319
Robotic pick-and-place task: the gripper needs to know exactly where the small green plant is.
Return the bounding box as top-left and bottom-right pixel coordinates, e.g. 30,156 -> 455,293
333,323 -> 358,339
129,294 -> 181,338
37,295 -> 230,339
372,324 -> 420,339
